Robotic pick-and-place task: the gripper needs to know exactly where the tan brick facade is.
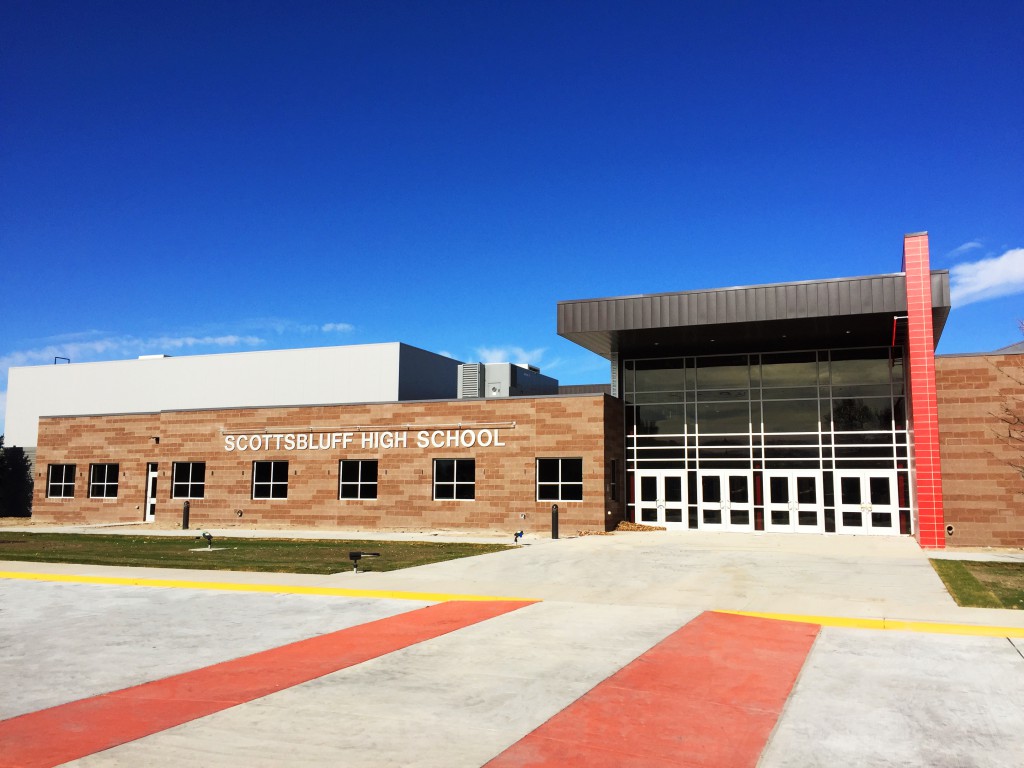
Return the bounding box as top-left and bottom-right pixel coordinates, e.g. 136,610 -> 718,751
936,354 -> 1024,547
33,395 -> 624,534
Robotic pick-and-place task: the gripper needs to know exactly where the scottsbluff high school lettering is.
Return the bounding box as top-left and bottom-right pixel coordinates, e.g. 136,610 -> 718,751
224,429 -> 506,452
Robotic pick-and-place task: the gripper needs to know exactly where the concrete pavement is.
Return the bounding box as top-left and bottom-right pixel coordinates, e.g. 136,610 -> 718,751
1,529 -> 1023,766
760,629 -> 1024,768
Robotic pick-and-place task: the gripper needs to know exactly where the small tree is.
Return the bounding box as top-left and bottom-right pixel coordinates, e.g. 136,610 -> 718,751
0,434 -> 34,517
995,322 -> 1024,479
999,406 -> 1024,477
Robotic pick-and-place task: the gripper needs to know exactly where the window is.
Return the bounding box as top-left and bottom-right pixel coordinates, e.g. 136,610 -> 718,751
831,398 -> 893,431
760,352 -> 821,387
172,462 -> 206,499
633,358 -> 689,393
536,458 -> 583,501
696,401 -> 750,433
340,459 -> 378,499
47,464 -> 76,498
635,404 -> 689,435
253,460 -> 288,499
762,400 -> 820,433
89,463 -> 119,498
433,459 -> 475,500
696,355 -> 750,390
830,348 -> 891,386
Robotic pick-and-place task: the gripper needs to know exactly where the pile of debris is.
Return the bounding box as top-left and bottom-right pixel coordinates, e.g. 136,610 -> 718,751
615,520 -> 667,532
576,529 -> 614,537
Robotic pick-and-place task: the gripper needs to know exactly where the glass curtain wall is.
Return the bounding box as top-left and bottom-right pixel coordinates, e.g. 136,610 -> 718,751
623,347 -> 911,533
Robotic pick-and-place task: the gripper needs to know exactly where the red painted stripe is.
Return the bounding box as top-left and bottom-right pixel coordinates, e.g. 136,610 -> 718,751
0,600 -> 530,768
486,611 -> 819,768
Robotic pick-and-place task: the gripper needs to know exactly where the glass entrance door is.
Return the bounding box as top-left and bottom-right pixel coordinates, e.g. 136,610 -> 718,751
764,471 -> 824,533
697,471 -> 754,531
834,471 -> 898,535
634,471 -> 687,530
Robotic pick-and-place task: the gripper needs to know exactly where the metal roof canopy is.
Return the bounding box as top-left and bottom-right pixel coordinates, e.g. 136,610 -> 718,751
557,271 -> 951,359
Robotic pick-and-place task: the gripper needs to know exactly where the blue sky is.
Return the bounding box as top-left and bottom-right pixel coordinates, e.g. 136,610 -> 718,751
2,1 -> 1023,435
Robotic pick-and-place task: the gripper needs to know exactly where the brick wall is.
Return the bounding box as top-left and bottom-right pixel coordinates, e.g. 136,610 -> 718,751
936,353 -> 1024,547
33,395 -> 623,534
32,412 -> 161,526
603,393 -> 627,529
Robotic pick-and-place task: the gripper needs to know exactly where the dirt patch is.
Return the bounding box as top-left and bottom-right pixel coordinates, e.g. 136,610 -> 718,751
615,520 -> 667,532
931,559 -> 1024,610
967,562 -> 1024,609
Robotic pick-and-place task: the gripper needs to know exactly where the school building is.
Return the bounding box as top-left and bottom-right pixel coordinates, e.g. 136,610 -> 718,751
5,233 -> 1022,548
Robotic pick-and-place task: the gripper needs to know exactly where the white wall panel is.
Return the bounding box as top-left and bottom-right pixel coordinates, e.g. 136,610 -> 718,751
5,342 -> 460,447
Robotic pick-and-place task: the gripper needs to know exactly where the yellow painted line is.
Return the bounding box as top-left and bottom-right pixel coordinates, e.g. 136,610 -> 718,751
0,571 -> 536,604
715,609 -> 1024,638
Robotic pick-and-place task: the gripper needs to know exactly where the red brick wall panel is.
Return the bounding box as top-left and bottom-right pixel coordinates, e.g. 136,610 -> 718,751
903,233 -> 946,548
33,413 -> 161,525
32,395 -> 619,534
937,354 -> 1024,547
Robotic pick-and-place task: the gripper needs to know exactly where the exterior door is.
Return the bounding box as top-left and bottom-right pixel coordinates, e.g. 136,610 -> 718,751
144,463 -> 158,522
764,471 -> 824,533
634,471 -> 687,530
697,471 -> 754,531
834,471 -> 899,535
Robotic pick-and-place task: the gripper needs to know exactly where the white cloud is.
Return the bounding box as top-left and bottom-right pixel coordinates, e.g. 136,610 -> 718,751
38,329 -> 111,344
535,355 -> 568,373
230,317 -> 352,336
0,334 -> 263,372
474,346 -> 547,366
948,240 -> 984,258
230,317 -> 302,335
949,247 -> 1024,307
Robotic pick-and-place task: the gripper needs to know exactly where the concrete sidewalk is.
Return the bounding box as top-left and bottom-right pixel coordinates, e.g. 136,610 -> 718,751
10,518 -> 1022,557
2,531 -> 1023,766
0,519 -> 513,544
4,529 -> 1024,625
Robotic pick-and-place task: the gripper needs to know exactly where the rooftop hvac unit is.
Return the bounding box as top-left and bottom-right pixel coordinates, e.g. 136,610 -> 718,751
458,362 -> 559,399
458,363 -> 485,399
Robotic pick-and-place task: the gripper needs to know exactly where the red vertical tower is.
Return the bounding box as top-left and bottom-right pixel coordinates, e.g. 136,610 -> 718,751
903,232 -> 945,548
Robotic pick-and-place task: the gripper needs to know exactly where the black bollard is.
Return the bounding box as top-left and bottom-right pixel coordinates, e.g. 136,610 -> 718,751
182,500 -> 190,530
551,503 -> 559,540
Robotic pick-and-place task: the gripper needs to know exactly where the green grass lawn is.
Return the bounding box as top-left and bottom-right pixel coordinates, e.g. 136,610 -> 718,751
0,532 -> 511,575
930,559 -> 1024,610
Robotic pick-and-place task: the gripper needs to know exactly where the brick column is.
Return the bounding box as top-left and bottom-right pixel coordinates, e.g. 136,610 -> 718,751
903,232 -> 945,548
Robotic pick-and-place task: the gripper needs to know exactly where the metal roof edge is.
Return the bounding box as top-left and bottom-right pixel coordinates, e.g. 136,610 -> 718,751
557,271 -> 914,307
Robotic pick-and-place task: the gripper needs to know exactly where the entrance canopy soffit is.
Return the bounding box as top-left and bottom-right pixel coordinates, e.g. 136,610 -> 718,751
557,271 -> 951,359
